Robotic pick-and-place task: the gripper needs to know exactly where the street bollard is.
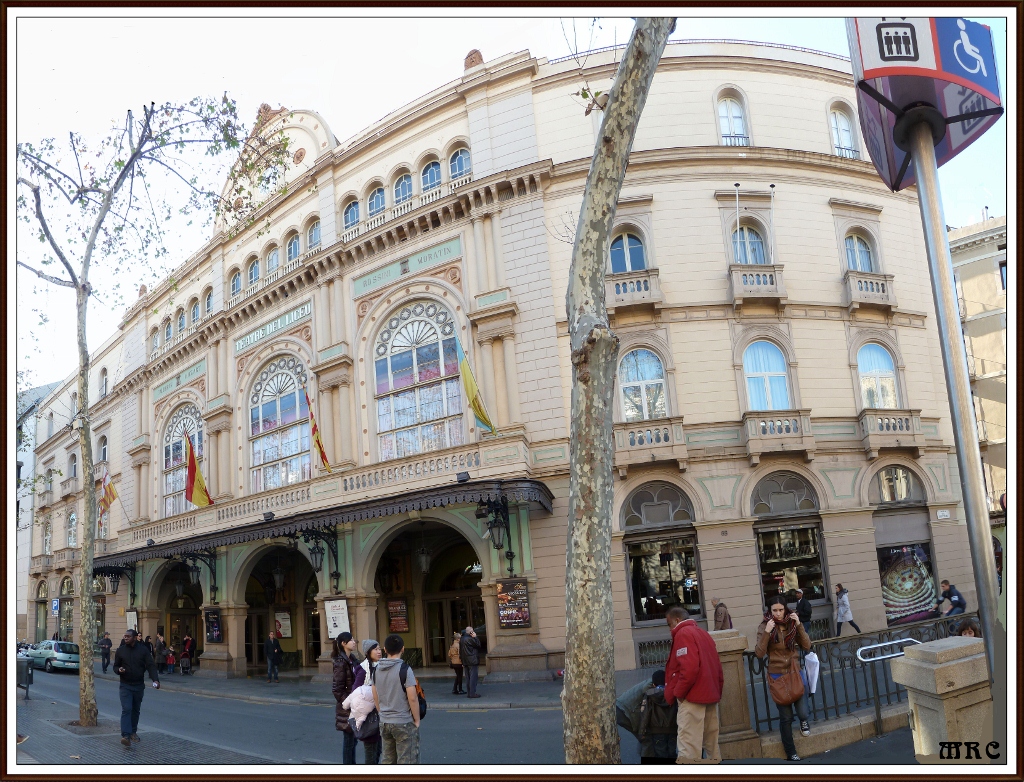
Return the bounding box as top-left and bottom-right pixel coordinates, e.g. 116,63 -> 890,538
17,657 -> 32,700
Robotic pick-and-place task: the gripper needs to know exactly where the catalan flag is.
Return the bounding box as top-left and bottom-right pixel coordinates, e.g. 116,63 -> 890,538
304,387 -> 331,473
97,466 -> 118,515
455,335 -> 494,434
184,433 -> 214,508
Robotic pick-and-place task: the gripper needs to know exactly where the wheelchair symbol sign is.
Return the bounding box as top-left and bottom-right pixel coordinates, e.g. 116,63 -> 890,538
953,19 -> 986,76
934,17 -> 999,100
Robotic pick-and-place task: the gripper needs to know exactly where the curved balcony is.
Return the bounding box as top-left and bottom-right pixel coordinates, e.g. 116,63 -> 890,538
742,409 -> 815,466
729,264 -> 787,311
613,415 -> 687,477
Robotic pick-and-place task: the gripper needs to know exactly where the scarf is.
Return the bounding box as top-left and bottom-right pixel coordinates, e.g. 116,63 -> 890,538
763,608 -> 798,651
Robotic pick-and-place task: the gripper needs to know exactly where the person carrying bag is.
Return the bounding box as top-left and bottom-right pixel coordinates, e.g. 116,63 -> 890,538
755,595 -> 812,762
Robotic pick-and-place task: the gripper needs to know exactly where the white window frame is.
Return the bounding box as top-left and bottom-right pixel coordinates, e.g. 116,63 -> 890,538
394,175 -> 412,205
248,358 -> 312,494
205,290 -> 214,313
618,348 -> 667,423
248,259 -> 260,286
449,149 -> 472,179
830,109 -> 858,159
857,343 -> 899,409
609,232 -> 647,274
367,187 -> 386,217
230,272 -> 242,296
743,341 -> 791,411
718,97 -> 749,146
307,220 -> 321,249
733,225 -> 768,265
845,234 -> 875,273
421,161 -> 441,192
343,201 -> 360,229
287,235 -> 300,261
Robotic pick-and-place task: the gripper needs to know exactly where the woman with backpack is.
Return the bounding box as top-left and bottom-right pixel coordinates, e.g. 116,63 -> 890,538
755,595 -> 812,762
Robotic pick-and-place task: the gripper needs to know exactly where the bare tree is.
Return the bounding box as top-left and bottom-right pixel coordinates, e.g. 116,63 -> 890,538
562,17 -> 675,764
16,98 -> 289,726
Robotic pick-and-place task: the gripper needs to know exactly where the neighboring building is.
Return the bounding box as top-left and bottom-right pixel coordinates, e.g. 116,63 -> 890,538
17,381 -> 60,641
32,40 -> 977,677
949,213 -> 1007,613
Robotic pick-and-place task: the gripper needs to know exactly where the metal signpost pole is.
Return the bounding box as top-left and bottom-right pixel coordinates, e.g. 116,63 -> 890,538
907,120 -> 1001,682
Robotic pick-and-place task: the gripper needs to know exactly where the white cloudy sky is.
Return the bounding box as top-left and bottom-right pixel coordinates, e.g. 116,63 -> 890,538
9,10 -> 1013,391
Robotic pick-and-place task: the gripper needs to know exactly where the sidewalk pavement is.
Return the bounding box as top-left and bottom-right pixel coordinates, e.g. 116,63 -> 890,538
91,662 -> 565,709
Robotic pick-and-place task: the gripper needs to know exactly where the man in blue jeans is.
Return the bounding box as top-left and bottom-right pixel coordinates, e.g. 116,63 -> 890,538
936,580 -> 967,616
112,629 -> 160,747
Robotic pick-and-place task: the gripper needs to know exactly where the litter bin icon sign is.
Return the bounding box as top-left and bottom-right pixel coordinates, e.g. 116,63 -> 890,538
876,22 -> 919,61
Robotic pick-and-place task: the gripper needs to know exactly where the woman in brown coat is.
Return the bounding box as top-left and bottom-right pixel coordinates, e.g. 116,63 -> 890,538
448,631 -> 465,694
754,595 -> 811,762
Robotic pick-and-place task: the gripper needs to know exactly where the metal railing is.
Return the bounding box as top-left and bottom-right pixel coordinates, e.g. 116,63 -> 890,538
835,146 -> 860,160
744,612 -> 976,735
722,134 -> 750,147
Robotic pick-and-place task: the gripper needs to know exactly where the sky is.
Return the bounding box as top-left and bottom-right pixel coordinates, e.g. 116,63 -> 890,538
9,10 -> 1013,390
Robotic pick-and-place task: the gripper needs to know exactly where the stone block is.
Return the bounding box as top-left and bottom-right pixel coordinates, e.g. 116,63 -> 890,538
902,635 -> 985,664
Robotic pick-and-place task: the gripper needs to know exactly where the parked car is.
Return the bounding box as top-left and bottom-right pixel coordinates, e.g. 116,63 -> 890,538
24,640 -> 80,673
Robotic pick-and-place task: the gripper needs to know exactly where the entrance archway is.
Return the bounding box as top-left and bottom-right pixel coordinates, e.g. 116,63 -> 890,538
243,546 -> 317,672
373,521 -> 486,668
154,562 -> 204,661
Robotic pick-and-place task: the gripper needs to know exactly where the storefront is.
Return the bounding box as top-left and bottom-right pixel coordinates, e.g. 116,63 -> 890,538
58,577 -> 75,641
34,581 -> 49,643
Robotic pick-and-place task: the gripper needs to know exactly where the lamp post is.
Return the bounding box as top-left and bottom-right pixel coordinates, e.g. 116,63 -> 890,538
476,492 -> 516,578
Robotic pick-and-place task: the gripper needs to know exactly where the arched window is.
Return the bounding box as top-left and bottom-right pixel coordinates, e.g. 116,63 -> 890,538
751,471 -> 819,515
68,454 -> 77,478
872,465 -> 925,504
249,356 -> 311,493
99,368 -> 108,397
421,161 -> 441,192
858,343 -> 898,409
248,259 -> 260,286
230,271 -> 242,296
45,469 -> 53,492
621,481 -> 694,528
60,576 -> 74,596
164,321 -> 172,342
70,392 -> 77,415
732,225 -> 767,265
47,412 -> 54,438
394,175 -> 412,205
43,521 -> 52,555
190,299 -> 200,324
718,97 -> 749,145
287,235 -> 300,262
265,248 -> 279,274
67,511 -> 77,547
449,149 -> 472,179
177,309 -> 186,332
98,436 -> 108,462
368,187 -> 386,217
374,301 -> 464,460
205,290 -> 213,313
830,109 -> 857,159
610,232 -> 646,273
845,234 -> 874,273
743,341 -> 790,411
619,349 -> 666,423
37,581 -> 48,599
343,201 -> 360,230
96,501 -> 109,539
162,403 -> 204,518
151,330 -> 160,352
307,220 -> 321,249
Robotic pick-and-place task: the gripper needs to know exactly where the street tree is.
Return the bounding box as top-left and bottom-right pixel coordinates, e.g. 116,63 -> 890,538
16,98 -> 289,726
562,17 -> 675,764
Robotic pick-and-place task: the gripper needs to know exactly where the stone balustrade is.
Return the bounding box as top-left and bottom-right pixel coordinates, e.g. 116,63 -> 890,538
742,409 -> 815,465
729,263 -> 787,309
858,408 -> 926,460
844,270 -> 897,313
612,415 -> 687,476
606,268 -> 663,312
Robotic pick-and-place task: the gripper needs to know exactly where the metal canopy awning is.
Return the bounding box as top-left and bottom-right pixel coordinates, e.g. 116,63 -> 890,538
93,478 -> 554,569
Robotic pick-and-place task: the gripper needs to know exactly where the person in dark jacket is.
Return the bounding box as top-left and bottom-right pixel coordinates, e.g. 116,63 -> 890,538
639,670 -> 678,763
936,580 -> 967,616
459,626 -> 482,699
793,589 -> 813,626
332,631 -> 360,764
153,633 -> 168,674
264,631 -> 283,683
664,606 -> 724,764
359,639 -> 382,764
98,631 -> 113,673
112,629 -> 159,747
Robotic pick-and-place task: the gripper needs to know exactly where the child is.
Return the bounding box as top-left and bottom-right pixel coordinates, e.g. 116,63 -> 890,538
165,648 -> 176,675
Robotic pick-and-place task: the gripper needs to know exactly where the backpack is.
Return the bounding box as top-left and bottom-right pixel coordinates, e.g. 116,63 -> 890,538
372,661 -> 427,720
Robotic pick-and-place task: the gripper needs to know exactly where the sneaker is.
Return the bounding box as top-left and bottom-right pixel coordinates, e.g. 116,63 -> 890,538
787,754 -> 801,762
130,734 -> 141,743
121,736 -> 131,747
800,721 -> 811,737
468,693 -> 481,698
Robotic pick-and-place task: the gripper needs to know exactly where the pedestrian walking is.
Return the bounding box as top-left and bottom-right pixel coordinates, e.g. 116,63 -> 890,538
448,632 -> 465,694
98,631 -> 113,674
936,580 -> 967,617
794,589 -> 813,627
755,596 -> 812,762
710,597 -> 732,631
332,631 -> 360,764
371,634 -> 421,764
958,618 -> 982,638
153,633 -> 168,674
52,631 -> 59,641
264,631 -> 283,683
663,605 -> 724,764
834,584 -> 861,635
359,639 -> 383,764
112,629 -> 160,747
460,625 -> 482,698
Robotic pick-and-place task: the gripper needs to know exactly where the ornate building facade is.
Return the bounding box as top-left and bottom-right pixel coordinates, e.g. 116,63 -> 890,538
29,40 -> 977,676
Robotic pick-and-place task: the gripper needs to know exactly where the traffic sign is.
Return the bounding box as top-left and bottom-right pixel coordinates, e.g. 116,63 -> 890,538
846,17 -> 1003,191
51,598 -> 59,617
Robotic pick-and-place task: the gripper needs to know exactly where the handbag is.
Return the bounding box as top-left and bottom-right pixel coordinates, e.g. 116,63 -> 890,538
352,709 -> 380,740
768,655 -> 805,706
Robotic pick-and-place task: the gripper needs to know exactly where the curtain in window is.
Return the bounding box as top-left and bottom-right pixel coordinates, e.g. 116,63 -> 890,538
845,235 -> 873,272
858,344 -> 898,408
743,342 -> 790,410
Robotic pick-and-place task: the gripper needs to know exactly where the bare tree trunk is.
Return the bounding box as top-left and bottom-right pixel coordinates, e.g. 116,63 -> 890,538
562,17 -> 675,765
77,279 -> 98,726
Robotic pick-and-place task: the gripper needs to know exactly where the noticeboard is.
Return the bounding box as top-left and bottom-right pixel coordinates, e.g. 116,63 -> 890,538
204,609 -> 223,644
324,599 -> 350,640
387,599 -> 409,633
496,578 -> 531,628
846,17 -> 1003,191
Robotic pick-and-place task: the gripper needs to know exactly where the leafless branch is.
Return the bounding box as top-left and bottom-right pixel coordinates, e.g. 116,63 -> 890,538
16,260 -> 75,287
17,176 -> 80,287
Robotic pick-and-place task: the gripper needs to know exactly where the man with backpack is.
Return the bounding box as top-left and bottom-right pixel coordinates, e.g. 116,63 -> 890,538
371,634 -> 423,764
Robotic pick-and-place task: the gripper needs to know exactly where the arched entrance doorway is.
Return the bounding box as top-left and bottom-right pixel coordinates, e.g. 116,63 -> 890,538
243,546 -> 318,672
373,521 -> 486,669
154,562 -> 204,662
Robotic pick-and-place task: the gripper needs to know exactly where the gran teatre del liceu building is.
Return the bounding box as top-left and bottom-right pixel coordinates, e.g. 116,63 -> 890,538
28,41 -> 979,677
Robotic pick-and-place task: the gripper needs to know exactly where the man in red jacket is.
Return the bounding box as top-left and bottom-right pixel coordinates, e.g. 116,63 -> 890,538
663,605 -> 724,763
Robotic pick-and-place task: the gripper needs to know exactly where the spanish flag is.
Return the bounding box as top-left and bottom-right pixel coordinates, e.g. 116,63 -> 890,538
184,434 -> 214,508
455,335 -> 494,434
97,466 -> 118,515
304,387 -> 331,473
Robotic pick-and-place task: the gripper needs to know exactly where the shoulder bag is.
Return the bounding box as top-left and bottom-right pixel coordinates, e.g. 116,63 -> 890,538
768,655 -> 805,706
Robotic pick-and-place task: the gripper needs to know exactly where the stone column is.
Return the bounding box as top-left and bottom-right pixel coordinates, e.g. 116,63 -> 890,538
489,209 -> 505,288
491,338 -> 510,428
140,386 -> 150,436
890,636 -> 994,759
317,284 -> 331,351
220,339 -> 229,398
140,461 -> 150,520
207,432 -> 218,497
473,218 -> 491,292
337,384 -> 353,464
209,340 -> 219,399
332,276 -> 347,344
710,629 -> 762,759
317,385 -> 336,465
133,464 -> 142,518
197,604 -> 248,678
501,334 -> 521,424
136,390 -> 144,436
476,337 -> 496,423
138,608 -> 162,644
218,428 -> 230,499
